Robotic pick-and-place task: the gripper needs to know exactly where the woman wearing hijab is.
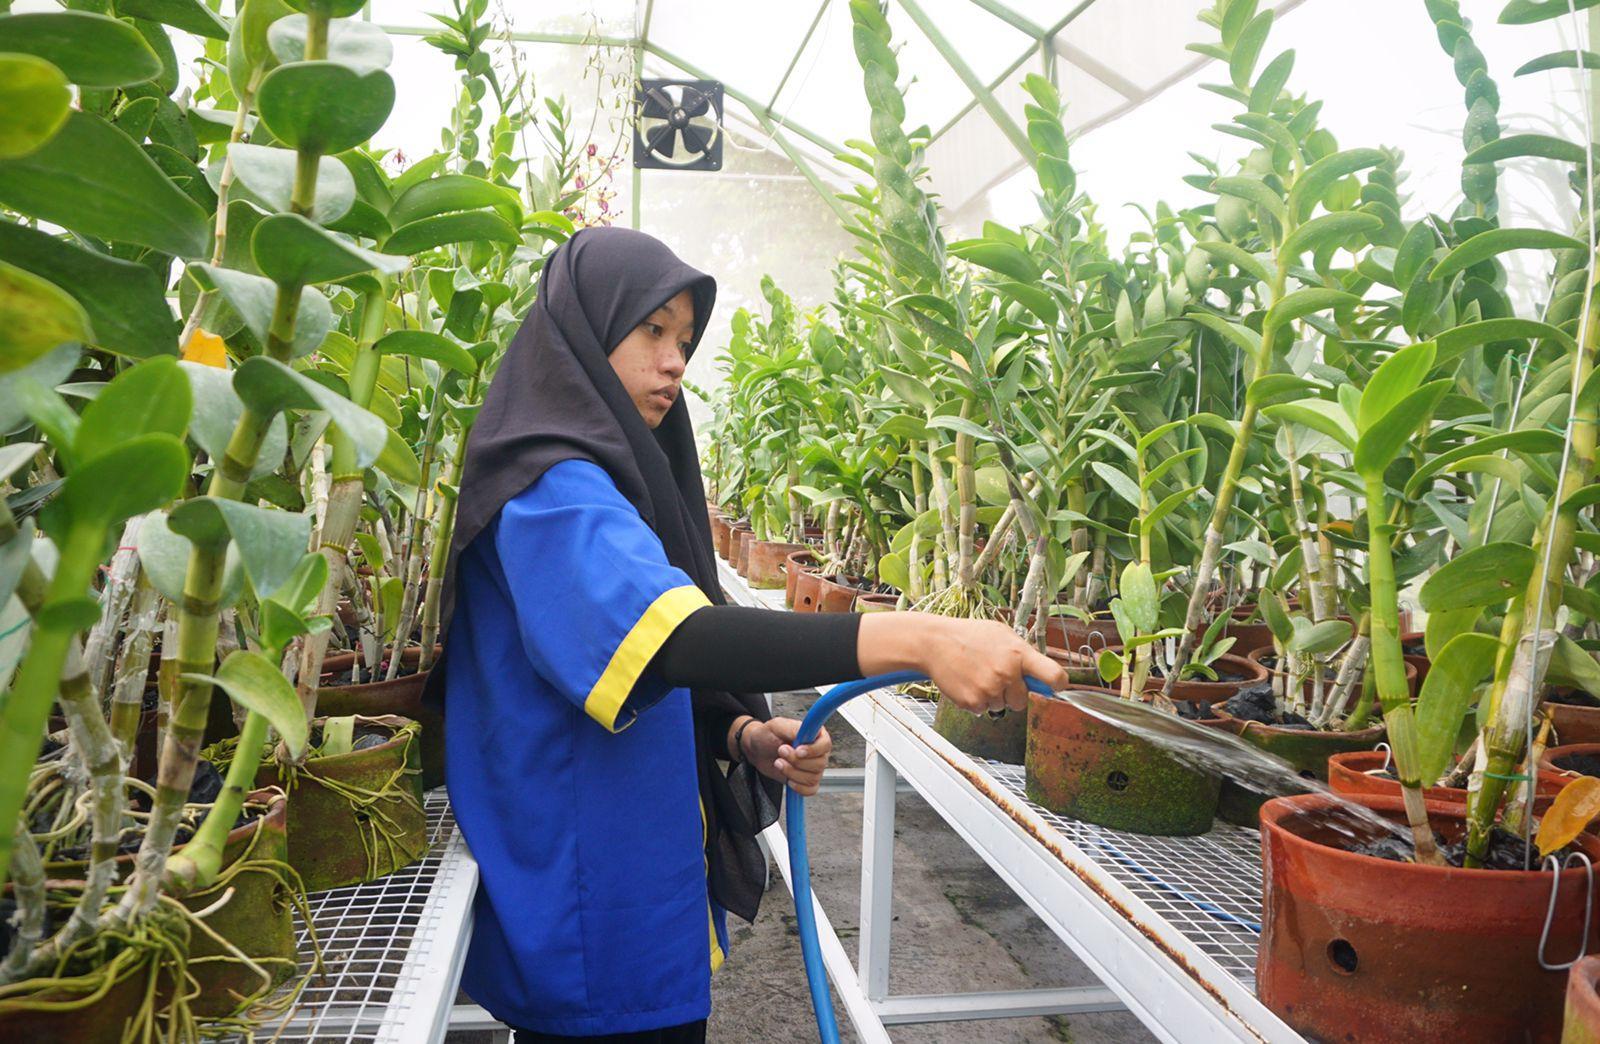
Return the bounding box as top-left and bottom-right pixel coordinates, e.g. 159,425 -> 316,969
431,227 -> 1068,1043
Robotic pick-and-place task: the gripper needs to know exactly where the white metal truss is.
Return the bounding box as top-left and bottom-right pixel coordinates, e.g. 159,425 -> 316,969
717,557 -> 1307,1043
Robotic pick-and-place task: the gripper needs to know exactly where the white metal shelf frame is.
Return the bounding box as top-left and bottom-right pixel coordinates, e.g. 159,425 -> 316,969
718,556 -> 1304,1043
220,789 -> 480,1044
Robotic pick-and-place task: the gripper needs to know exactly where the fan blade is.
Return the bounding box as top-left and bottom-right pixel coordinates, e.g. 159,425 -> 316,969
640,87 -> 674,120
645,122 -> 676,156
679,123 -> 712,155
680,88 -> 711,118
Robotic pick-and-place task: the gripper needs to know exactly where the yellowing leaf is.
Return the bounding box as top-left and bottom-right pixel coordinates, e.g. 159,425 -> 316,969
182,328 -> 227,367
1537,775 -> 1600,857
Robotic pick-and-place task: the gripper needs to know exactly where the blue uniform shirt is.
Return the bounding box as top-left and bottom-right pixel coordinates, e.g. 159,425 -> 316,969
445,459 -> 725,1036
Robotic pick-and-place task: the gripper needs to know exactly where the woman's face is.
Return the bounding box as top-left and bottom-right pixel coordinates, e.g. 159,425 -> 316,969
609,288 -> 694,429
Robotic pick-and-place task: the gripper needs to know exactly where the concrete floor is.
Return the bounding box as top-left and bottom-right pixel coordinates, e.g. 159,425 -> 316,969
450,691 -> 1155,1044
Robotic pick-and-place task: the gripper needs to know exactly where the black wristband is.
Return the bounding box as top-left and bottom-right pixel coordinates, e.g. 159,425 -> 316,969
731,717 -> 759,764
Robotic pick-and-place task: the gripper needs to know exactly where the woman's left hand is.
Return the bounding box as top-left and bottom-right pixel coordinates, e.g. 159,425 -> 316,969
745,718 -> 832,796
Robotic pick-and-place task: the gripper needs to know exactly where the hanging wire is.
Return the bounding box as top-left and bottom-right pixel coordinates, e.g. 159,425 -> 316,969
1517,0 -> 1598,869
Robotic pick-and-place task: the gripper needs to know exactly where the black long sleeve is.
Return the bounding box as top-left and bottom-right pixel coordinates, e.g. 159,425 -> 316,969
652,605 -> 864,694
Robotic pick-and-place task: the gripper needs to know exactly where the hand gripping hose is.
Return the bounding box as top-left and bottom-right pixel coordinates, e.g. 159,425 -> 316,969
786,672 -> 1058,1043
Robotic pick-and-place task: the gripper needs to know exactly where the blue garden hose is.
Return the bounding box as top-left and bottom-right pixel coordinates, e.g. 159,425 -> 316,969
786,672 -> 1058,1044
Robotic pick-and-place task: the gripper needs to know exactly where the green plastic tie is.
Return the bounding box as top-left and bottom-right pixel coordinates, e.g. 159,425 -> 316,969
1482,769 -> 1532,782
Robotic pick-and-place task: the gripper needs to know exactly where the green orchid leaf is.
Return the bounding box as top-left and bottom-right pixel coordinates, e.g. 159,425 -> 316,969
1091,461 -> 1142,508
182,362 -> 289,481
191,264 -> 332,358
1119,561 -> 1159,634
948,238 -> 1041,284
0,11 -> 163,88
228,143 -> 355,225
1414,632 -> 1499,782
1501,0 -> 1600,26
1419,541 -> 1535,611
137,509 -> 244,606
252,213 -> 408,285
1287,148 -> 1387,220
1357,340 -> 1436,433
1434,317 -> 1576,363
1195,240 -> 1273,285
387,172 -> 522,228
119,0 -> 230,39
43,434 -> 187,536
1464,132 -> 1591,165
383,210 -> 520,254
374,426 -> 421,486
257,61 -> 394,155
168,496 -> 311,597
0,221 -> 178,360
1213,174 -> 1287,222
76,355 -> 190,464
1352,379 -> 1450,478
0,111 -> 209,258
373,329 -> 477,375
185,650 -> 308,758
0,259 -> 88,374
1263,288 -> 1361,334
0,54 -> 70,160
1280,211 -> 1382,260
233,355 -> 387,466
1263,398 -> 1357,450
1430,228 -> 1585,282
1547,633 -> 1600,695
268,14 -> 393,73
1286,617 -> 1351,654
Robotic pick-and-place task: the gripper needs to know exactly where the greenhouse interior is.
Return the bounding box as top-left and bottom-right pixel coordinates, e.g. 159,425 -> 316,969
9,0 -> 1600,1041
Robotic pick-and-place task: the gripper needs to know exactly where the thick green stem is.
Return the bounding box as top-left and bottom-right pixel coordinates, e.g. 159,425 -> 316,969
1365,475 -> 1442,864
294,286 -> 389,720
0,521 -> 104,894
164,708 -> 267,891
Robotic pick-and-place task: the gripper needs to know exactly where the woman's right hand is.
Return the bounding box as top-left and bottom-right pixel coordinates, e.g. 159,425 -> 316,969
857,612 -> 1069,715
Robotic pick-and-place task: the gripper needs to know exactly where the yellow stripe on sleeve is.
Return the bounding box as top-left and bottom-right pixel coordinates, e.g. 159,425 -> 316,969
583,584 -> 711,732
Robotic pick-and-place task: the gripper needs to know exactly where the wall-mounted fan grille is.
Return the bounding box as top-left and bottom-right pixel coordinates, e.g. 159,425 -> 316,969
634,79 -> 723,171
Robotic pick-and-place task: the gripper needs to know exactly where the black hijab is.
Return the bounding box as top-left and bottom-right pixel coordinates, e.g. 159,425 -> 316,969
425,226 -> 781,922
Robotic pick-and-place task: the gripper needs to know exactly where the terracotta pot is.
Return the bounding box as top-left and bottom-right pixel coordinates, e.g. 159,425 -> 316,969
1552,697 -> 1600,746
1149,651 -> 1269,704
317,644 -> 445,790
260,714 -> 429,894
0,905 -> 168,1044
176,791 -> 297,1018
812,574 -> 859,613
7,791 -> 295,1033
933,692 -> 1026,763
1210,709 -> 1384,781
747,540 -> 809,590
1544,743 -> 1600,787
1025,688 -> 1220,836
1329,750 -> 1572,808
709,511 -> 731,555
854,592 -> 900,614
1567,956 -> 1600,1044
1223,608 -> 1276,663
722,520 -> 749,561
1247,643 -> 1418,698
734,527 -> 757,576
792,568 -> 823,613
785,549 -> 819,609
1258,792 -> 1600,1043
